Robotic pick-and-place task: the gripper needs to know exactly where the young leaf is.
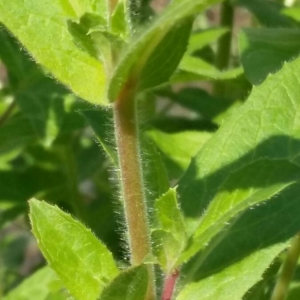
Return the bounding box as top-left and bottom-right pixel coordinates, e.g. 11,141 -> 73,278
176,243 -> 288,300
29,199 -> 119,300
0,0 -> 107,105
153,188 -> 186,272
155,188 -> 186,242
111,0 -> 129,39
141,134 -> 170,204
108,0 -> 222,101
67,13 -> 107,61
240,28 -> 300,85
99,265 -> 148,300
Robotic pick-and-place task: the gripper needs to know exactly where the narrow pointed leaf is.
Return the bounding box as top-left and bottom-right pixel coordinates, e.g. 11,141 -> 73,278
155,188 -> 186,241
80,108 -> 117,165
186,27 -> 229,55
29,199 -> 119,300
154,188 -> 186,272
176,56 -> 243,81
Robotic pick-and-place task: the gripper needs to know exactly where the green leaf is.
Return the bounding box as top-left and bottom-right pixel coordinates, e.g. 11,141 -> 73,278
147,130 -> 212,171
99,265 -> 148,300
29,199 -> 119,300
0,167 -> 66,204
0,0 -> 107,105
3,266 -> 67,300
165,87 -> 236,122
153,188 -> 186,272
111,0 -> 129,39
15,79 -> 68,146
176,243 -> 287,300
0,25 -> 40,87
161,24 -> 228,75
141,133 -> 170,204
67,13 -> 107,61
155,188 -> 186,240
108,0 -> 222,101
0,26 -> 73,145
239,28 -> 300,85
80,108 -> 117,165
175,55 -> 243,82
185,183 -> 300,289
0,113 -> 37,156
58,0 -> 108,21
186,27 -> 229,55
177,54 -> 300,262
180,159 -> 300,263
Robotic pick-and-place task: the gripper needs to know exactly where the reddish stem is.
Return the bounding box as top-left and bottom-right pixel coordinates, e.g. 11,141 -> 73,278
162,269 -> 180,300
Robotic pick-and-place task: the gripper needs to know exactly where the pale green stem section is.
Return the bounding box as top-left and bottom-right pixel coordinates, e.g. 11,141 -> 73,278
113,81 -> 156,300
271,233 -> 300,300
213,0 -> 234,95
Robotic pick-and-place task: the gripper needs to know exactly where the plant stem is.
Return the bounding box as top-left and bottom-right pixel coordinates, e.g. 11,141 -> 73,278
271,232 -> 300,300
113,81 -> 155,300
213,1 -> 234,95
162,269 -> 180,300
0,100 -> 16,127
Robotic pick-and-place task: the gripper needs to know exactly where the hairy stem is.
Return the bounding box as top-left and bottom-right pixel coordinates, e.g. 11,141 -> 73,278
271,232 -> 300,300
213,1 -> 234,95
0,100 -> 16,127
113,81 -> 155,300
162,269 -> 180,300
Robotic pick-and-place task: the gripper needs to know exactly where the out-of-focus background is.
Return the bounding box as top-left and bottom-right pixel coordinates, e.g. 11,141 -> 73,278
1,0 -> 300,299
